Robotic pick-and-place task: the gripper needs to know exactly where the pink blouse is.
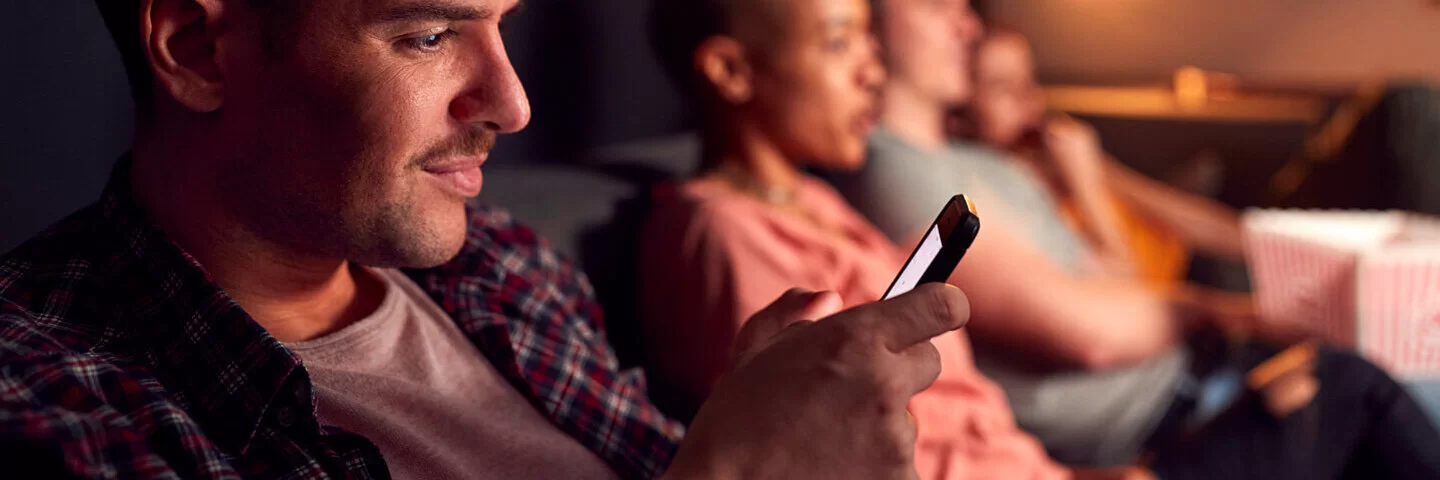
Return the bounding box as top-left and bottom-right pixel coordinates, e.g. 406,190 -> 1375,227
640,176 -> 1068,480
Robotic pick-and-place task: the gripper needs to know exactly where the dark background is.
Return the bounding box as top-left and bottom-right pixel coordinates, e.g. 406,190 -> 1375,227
0,0 -> 688,252
6,1 -> 1437,252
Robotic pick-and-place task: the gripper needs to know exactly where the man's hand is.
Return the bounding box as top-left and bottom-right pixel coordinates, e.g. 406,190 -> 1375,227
664,284 -> 970,480
729,289 -> 845,364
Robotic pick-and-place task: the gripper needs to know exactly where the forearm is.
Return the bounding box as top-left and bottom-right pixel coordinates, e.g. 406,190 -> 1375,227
1105,161 -> 1245,261
960,264 -> 1178,371
1039,118 -> 1133,264
1063,175 -> 1134,265
923,220 -> 1179,370
1015,278 -> 1176,369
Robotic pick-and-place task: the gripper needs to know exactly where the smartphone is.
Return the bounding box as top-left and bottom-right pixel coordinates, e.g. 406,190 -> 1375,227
882,195 -> 981,300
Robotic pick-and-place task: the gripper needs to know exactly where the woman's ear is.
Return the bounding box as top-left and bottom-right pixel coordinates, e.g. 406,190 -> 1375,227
694,36 -> 754,105
141,0 -> 226,112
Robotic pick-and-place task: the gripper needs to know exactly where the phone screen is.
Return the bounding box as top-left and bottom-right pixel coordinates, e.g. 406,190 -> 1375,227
883,224 -> 945,300
881,195 -> 980,301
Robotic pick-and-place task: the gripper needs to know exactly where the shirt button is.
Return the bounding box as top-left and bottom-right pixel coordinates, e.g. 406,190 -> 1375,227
275,407 -> 296,428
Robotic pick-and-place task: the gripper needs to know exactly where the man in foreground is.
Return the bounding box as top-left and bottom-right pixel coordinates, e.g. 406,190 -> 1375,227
0,0 -> 971,478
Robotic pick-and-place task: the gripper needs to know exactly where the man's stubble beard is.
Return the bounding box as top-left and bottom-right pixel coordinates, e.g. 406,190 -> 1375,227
219,151 -> 463,271
342,191 -> 461,269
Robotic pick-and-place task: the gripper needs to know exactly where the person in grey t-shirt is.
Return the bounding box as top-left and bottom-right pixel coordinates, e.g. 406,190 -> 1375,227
834,2 -> 1191,463
837,127 -> 1188,466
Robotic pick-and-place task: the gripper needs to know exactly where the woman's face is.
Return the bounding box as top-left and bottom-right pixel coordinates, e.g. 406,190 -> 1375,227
971,34 -> 1047,149
750,0 -> 886,171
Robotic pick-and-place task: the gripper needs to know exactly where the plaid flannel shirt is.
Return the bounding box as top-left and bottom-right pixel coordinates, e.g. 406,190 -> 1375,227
0,160 -> 684,479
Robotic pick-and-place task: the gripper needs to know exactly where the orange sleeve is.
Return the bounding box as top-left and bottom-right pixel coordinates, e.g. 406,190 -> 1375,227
1057,192 -> 1190,292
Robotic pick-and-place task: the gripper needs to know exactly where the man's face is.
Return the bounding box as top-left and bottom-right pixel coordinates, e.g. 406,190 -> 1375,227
214,0 -> 529,268
747,0 -> 884,171
880,0 -> 982,106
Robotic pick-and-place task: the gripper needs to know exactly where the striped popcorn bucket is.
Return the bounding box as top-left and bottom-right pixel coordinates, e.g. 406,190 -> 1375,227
1244,210 -> 1440,379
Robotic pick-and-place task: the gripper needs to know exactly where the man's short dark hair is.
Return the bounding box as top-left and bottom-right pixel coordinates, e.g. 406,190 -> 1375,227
94,1 -> 155,107
93,0 -> 298,112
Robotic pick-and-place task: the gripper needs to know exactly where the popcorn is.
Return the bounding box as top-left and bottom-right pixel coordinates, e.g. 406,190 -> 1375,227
1244,210 -> 1440,378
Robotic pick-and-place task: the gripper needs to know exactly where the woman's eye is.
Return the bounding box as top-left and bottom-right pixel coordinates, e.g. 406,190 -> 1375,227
825,37 -> 852,52
402,30 -> 458,53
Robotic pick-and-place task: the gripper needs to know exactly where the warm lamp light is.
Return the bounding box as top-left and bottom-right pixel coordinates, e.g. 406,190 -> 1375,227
1174,66 -> 1208,110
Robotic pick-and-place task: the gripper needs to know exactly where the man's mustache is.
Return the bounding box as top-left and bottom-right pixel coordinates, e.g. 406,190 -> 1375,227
414,128 -> 498,168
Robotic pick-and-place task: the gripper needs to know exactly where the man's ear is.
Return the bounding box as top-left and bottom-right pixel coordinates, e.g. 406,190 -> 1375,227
140,0 -> 225,112
695,36 -> 754,105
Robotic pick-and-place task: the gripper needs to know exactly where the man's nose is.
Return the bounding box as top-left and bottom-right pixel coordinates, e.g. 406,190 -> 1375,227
449,35 -> 531,134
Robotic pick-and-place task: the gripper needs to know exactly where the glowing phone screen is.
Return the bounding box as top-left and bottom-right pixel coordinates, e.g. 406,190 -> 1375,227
884,224 -> 943,300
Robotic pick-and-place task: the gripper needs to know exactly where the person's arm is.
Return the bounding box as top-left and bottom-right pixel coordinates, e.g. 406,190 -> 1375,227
1042,119 -> 1134,271
0,349 -> 208,478
846,136 -> 1172,370
1104,160 -> 1245,262
932,222 -> 1178,371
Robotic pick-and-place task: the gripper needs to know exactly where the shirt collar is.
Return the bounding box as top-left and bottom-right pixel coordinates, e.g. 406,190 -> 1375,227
95,157 -> 313,455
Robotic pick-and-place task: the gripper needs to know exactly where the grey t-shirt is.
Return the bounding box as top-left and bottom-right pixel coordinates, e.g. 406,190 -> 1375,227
832,128 -> 1186,466
286,268 -> 619,480
834,130 -> 1088,273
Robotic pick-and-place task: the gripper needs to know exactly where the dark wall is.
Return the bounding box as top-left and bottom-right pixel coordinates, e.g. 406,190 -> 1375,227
0,0 -> 686,252
495,0 -> 687,167
1,1 -> 135,253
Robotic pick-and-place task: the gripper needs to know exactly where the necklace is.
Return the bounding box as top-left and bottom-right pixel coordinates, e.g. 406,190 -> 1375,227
711,164 -> 798,206
709,164 -> 849,238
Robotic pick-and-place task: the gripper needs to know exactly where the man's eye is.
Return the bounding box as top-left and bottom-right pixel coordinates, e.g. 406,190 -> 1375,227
401,30 -> 459,53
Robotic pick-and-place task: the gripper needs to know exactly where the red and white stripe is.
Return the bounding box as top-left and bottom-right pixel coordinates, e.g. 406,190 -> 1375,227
1358,246 -> 1440,377
1244,210 -> 1440,380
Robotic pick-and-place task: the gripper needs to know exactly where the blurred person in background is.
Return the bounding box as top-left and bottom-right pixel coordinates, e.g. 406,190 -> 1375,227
956,28 -> 1246,292
832,0 -> 1440,477
638,0 -> 1139,478
0,0 -> 979,478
